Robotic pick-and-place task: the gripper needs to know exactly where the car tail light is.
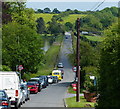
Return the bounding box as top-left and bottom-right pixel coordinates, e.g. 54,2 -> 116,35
2,101 -> 9,106
15,90 -> 18,96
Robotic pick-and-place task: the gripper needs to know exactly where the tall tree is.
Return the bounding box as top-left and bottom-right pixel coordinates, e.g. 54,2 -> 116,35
2,22 -> 43,73
97,23 -> 120,108
2,2 -> 12,24
36,17 -> 46,34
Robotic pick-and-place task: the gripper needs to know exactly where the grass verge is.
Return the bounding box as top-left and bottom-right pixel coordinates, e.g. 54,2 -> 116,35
83,35 -> 104,42
36,35 -> 63,76
66,96 -> 96,107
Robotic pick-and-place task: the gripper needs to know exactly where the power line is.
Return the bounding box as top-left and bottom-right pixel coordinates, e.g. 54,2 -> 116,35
90,0 -> 101,11
92,0 -> 106,11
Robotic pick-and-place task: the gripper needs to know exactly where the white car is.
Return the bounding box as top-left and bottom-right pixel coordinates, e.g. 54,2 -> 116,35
57,63 -> 64,68
47,76 -> 54,84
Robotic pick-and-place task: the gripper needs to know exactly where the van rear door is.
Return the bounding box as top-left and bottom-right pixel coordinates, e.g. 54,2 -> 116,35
2,75 -> 16,98
0,76 -> 2,89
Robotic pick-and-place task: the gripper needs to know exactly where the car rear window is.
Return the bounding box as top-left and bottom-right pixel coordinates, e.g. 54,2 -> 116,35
27,82 -> 35,85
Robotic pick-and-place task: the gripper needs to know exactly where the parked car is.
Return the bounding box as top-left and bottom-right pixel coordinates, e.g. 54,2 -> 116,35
0,71 -> 22,108
29,78 -> 42,92
0,90 -> 11,109
60,69 -> 64,79
57,63 -> 64,68
19,88 -> 25,106
52,70 -> 62,81
47,76 -> 54,84
52,76 -> 58,83
38,77 -> 47,88
27,82 -> 39,94
38,76 -> 49,88
20,84 -> 30,102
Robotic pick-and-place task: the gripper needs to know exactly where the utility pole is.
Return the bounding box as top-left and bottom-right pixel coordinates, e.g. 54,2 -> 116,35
76,18 -> 80,102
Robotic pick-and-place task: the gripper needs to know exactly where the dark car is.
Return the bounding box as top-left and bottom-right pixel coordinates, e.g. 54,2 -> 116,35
38,76 -> 49,88
60,69 -> 64,79
52,76 -> 58,83
0,90 -> 11,109
27,82 -> 39,94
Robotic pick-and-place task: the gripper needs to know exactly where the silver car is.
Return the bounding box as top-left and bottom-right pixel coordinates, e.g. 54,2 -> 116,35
20,83 -> 30,103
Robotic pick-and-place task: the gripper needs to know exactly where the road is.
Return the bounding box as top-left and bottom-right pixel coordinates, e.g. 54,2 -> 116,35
21,32 -> 75,107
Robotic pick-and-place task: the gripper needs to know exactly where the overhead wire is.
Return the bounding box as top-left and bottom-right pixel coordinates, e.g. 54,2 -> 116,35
92,0 -> 106,11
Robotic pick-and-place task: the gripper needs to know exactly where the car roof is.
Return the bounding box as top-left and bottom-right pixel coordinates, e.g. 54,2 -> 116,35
52,70 -> 61,72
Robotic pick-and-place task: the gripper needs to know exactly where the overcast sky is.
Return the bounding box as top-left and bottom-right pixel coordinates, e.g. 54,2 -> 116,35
27,0 -> 119,2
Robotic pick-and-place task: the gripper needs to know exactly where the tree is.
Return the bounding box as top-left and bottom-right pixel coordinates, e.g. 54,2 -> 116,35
74,9 -> 80,14
65,22 -> 73,31
48,17 -> 65,35
52,8 -> 60,13
43,7 -> 51,13
2,22 -> 43,73
2,2 -> 12,24
66,9 -> 71,11
36,9 -> 43,13
36,17 -> 46,34
97,23 -> 120,108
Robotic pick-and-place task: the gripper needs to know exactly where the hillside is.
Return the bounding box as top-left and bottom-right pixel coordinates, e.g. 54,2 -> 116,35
34,13 -> 86,24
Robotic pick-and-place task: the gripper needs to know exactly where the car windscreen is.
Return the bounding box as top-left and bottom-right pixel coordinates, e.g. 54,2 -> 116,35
27,82 -> 35,85
29,79 -> 38,82
0,92 -> 5,98
53,73 -> 59,75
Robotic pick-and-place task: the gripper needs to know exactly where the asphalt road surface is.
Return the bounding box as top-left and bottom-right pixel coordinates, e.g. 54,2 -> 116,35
22,32 -> 75,107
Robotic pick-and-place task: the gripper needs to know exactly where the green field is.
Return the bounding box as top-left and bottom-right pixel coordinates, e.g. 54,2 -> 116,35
83,35 -> 104,42
34,13 -> 56,23
62,14 -> 86,24
34,13 -> 86,24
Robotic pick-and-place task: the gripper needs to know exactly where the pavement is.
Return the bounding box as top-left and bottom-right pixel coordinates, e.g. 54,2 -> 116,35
65,93 -> 84,98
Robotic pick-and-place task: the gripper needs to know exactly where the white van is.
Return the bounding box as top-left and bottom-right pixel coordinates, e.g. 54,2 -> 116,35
0,71 -> 22,108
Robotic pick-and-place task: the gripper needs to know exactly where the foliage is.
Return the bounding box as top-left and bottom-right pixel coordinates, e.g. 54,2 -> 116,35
2,2 -> 12,24
2,22 -> 43,73
43,7 -> 51,13
37,35 -> 63,76
36,17 -> 46,34
52,8 -> 60,14
81,7 -> 118,32
0,65 -> 11,71
36,9 -> 43,13
83,66 -> 98,92
66,96 -> 95,107
48,17 -> 65,35
97,23 -> 120,108
65,22 -> 73,31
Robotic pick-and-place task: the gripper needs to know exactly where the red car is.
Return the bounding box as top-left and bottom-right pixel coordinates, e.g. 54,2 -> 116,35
72,83 -> 77,91
27,82 -> 39,94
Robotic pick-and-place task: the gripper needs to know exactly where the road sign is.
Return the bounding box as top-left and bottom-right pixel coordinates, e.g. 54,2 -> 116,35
18,65 -> 24,71
72,66 -> 77,72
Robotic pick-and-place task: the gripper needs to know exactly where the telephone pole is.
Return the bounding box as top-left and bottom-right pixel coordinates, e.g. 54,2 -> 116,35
76,18 -> 80,102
